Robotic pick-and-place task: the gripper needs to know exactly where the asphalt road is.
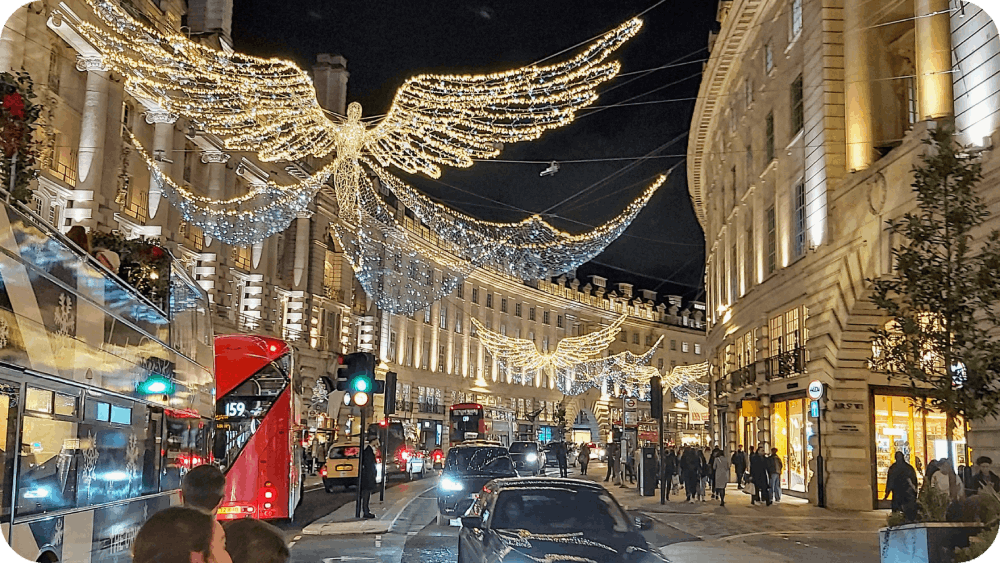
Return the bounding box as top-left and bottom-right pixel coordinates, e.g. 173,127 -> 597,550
277,475 -> 407,536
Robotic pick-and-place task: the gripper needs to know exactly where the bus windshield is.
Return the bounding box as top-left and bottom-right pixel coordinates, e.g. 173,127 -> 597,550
450,405 -> 484,442
214,361 -> 288,470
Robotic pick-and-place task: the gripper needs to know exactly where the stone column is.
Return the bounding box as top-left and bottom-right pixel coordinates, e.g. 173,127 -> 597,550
844,0 -> 878,172
200,150 -> 230,247
144,110 -> 178,220
0,6 -> 27,73
74,56 -> 110,226
293,211 -> 313,288
915,0 -> 954,120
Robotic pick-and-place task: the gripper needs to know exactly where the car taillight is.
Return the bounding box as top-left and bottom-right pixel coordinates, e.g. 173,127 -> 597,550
320,466 -> 327,477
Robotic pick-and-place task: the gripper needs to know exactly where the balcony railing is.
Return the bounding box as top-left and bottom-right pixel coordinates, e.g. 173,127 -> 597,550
765,347 -> 806,380
729,363 -> 758,391
714,378 -> 727,399
395,400 -> 413,413
418,403 -> 444,414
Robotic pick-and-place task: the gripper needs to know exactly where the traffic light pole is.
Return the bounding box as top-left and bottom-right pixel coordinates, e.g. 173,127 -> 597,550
355,407 -> 366,519
380,422 -> 388,502
659,414 -> 665,505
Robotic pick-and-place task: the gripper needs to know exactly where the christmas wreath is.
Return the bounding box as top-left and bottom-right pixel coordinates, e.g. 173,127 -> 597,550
0,72 -> 40,204
91,231 -> 171,309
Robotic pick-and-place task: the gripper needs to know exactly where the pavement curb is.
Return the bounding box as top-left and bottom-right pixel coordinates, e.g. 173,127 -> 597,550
302,480 -> 437,536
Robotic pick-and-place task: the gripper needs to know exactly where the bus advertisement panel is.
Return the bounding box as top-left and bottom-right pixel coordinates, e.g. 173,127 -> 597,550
0,201 -> 214,563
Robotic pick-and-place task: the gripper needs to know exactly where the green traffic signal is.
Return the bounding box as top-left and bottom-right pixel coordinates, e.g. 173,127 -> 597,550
353,377 -> 369,392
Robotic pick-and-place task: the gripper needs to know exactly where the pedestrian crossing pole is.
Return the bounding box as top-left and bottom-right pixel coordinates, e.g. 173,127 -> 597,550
650,376 -> 664,505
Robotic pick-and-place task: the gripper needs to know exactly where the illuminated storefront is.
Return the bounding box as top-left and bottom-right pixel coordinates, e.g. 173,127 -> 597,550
735,400 -> 761,452
872,388 -> 966,506
769,395 -> 814,493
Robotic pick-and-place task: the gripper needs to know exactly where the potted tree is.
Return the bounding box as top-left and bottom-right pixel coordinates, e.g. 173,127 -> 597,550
870,124 -> 1000,563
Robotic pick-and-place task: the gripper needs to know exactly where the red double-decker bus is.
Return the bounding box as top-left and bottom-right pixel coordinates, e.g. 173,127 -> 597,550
213,335 -> 304,520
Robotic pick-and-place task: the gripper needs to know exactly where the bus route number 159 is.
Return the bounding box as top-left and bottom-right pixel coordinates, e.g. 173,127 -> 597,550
224,401 -> 247,417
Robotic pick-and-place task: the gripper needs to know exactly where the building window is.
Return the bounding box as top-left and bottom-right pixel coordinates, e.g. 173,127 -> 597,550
47,47 -> 61,95
454,348 -> 462,376
659,339 -> 664,349
455,310 -> 463,333
730,244 -> 739,302
765,42 -> 774,73
632,333 -> 639,345
543,311 -> 550,325
745,226 -> 754,288
515,303 -> 522,317
421,341 -> 430,370
793,182 -> 806,258
906,76 -> 918,127
472,287 -> 479,304
542,336 -> 549,352
439,305 -> 448,329
500,324 -> 507,336
232,246 -> 251,270
767,206 -> 777,273
645,335 -> 652,346
406,337 -> 415,367
658,358 -> 664,370
389,331 -> 398,363
790,0 -> 803,39
486,293 -> 493,308
791,74 -> 804,134
695,343 -> 702,355
745,78 -> 753,107
671,340 -> 677,351
500,297 -> 508,313
438,345 -> 446,373
424,307 -> 432,324
765,112 -> 775,162
682,342 -> 690,353
746,144 -> 753,178
456,284 -> 464,299
529,307 -> 536,321
621,331 -> 628,343
556,315 -> 563,328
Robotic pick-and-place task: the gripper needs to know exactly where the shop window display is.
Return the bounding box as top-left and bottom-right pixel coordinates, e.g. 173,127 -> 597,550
768,397 -> 813,493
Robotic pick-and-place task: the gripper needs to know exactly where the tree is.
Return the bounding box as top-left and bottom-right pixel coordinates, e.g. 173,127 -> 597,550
870,124 -> 1000,459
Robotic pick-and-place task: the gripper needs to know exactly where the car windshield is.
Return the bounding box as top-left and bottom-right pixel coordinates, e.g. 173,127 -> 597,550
508,442 -> 534,453
445,447 -> 516,475
329,446 -> 359,459
490,488 -> 631,535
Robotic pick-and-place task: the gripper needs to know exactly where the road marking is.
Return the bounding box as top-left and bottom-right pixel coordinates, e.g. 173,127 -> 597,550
407,531 -> 419,536
375,535 -> 382,539
293,535 -> 302,541
288,542 -> 296,548
322,557 -> 376,562
720,530 -> 879,541
306,485 -> 326,492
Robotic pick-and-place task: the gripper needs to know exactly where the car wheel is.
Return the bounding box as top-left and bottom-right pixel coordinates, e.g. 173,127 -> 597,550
324,483 -> 334,493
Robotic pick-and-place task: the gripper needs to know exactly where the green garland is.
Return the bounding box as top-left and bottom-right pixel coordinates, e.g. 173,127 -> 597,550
0,72 -> 40,204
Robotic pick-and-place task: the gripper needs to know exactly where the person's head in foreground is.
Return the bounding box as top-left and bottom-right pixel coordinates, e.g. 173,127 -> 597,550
222,517 -> 290,563
132,506 -> 233,563
182,464 -> 227,514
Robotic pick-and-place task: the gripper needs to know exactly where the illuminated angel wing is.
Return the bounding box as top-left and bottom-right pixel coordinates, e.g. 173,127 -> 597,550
365,18 -> 643,178
549,314 -> 627,369
76,0 -> 339,162
470,317 -> 544,370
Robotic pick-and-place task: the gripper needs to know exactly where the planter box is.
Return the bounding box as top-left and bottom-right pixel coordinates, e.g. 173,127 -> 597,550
879,522 -> 984,563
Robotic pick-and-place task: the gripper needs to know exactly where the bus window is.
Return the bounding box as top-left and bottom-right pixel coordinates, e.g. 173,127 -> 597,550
17,415 -> 79,517
214,362 -> 288,471
162,411 -> 208,490
0,381 -> 19,523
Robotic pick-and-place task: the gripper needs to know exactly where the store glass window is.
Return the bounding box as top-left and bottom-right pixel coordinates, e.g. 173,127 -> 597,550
768,397 -> 812,493
874,394 -> 965,501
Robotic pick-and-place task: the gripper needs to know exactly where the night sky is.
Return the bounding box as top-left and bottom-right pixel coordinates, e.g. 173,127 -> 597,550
231,1 -> 718,301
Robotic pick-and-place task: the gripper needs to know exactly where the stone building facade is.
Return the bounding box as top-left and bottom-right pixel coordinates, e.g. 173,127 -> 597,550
690,0 -> 1000,509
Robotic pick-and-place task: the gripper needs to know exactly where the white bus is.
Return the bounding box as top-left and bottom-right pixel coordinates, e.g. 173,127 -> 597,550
0,201 -> 215,563
484,405 -> 516,447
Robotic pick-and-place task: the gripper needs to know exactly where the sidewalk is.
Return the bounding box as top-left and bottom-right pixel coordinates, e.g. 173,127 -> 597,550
301,477 -> 438,536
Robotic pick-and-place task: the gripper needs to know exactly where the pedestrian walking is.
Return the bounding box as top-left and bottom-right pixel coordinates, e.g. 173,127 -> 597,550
579,443 -> 591,475
604,442 -> 617,482
556,440 -> 569,478
709,446 -> 721,499
361,437 -> 379,518
969,456 -> 1000,495
311,436 -> 325,475
660,448 -> 678,501
749,445 -> 771,506
713,448 -> 731,506
680,446 -> 701,503
697,446 -> 710,502
731,445 -> 748,489
181,464 -> 227,515
132,506 -> 233,563
222,517 -> 290,563
623,442 -> 636,485
768,448 -> 784,503
884,451 -> 918,513
633,446 -> 643,487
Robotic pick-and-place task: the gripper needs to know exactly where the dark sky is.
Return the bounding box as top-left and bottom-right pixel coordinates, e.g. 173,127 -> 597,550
231,1 -> 717,301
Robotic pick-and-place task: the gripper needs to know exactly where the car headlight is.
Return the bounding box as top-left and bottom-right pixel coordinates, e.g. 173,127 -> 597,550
526,453 -> 537,463
440,477 -> 463,491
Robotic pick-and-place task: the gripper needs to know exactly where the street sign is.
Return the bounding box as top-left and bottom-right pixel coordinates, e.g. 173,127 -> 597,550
810,400 -> 820,418
807,380 -> 824,400
625,398 -> 637,408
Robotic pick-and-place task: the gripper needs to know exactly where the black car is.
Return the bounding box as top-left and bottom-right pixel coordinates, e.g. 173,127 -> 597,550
508,441 -> 545,475
458,478 -> 667,563
437,443 -> 517,525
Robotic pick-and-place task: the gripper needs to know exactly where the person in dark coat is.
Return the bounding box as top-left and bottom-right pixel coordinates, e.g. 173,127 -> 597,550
749,445 -> 771,506
579,443 -> 591,475
661,448 -> 678,501
555,441 -> 569,478
884,451 -> 918,513
731,445 -> 748,489
360,438 -> 378,518
681,446 -> 701,503
604,442 -> 618,482
709,447 -> 722,499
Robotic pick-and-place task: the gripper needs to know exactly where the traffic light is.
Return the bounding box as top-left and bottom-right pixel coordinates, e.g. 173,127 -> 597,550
383,372 -> 397,415
336,352 -> 375,407
650,375 -> 663,419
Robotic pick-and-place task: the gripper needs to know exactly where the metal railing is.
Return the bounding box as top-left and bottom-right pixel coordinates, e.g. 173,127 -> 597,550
765,347 -> 806,380
395,400 -> 413,412
418,403 -> 444,414
729,362 -> 758,391
714,378 -> 727,398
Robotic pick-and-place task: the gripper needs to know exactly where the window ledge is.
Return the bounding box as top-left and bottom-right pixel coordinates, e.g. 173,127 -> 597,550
785,31 -> 802,55
786,130 -> 804,150
759,158 -> 778,179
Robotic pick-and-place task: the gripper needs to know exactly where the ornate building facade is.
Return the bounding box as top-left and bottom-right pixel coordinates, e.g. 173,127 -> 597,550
691,0 -> 1000,509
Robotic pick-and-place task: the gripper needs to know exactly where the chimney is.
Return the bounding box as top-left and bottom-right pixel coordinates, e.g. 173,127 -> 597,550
313,54 -> 350,115
589,275 -> 607,289
617,283 -> 633,298
186,0 -> 234,44
667,295 -> 683,307
639,289 -> 656,301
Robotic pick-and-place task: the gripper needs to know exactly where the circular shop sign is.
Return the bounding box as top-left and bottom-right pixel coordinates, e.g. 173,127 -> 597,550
807,380 -> 824,400
625,398 -> 637,408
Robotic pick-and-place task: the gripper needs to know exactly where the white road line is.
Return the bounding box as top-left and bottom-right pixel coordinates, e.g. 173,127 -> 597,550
720,530 -> 879,541
306,485 -> 326,492
293,535 -> 302,541
288,542 -> 296,548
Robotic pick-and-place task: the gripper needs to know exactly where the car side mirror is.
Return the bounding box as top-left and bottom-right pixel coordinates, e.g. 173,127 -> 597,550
461,516 -> 483,529
634,515 -> 654,530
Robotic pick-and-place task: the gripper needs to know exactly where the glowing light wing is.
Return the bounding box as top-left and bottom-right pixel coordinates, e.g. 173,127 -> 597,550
76,0 -> 338,162
369,164 -> 665,279
470,317 -> 543,370
366,18 -> 643,178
